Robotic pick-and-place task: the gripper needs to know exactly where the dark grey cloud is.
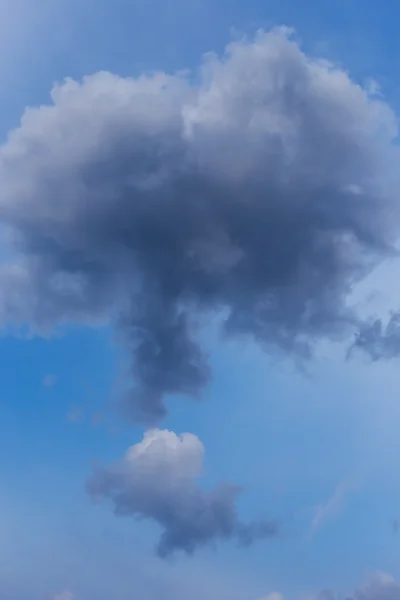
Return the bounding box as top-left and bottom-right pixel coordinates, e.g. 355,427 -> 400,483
0,28 -> 398,420
87,428 -> 277,556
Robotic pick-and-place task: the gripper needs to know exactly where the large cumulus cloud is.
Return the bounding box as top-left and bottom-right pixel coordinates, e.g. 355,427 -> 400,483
0,28 -> 398,420
87,428 -> 277,556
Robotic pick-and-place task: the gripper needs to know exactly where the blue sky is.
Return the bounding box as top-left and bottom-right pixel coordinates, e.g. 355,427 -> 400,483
3,1 -> 400,599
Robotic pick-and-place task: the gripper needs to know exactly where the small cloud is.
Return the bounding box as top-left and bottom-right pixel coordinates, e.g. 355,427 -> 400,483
66,406 -> 84,424
312,479 -> 358,532
365,77 -> 382,97
347,572 -> 400,600
43,374 -> 58,388
52,592 -> 74,600
90,410 -> 105,427
266,572 -> 400,600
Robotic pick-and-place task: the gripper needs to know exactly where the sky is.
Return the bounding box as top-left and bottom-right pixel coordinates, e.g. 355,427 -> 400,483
3,1 -> 400,599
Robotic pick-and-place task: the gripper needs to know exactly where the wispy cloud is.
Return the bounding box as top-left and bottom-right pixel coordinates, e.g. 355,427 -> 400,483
52,592 -> 74,600
66,406 -> 84,424
42,374 -> 58,388
312,478 -> 359,532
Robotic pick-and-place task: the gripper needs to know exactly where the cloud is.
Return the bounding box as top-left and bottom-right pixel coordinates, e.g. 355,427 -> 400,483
66,406 -> 84,423
52,592 -> 74,600
350,311 -> 400,361
341,573 -> 400,600
259,573 -> 400,600
87,428 -> 277,557
42,373 -> 58,388
0,28 -> 398,421
345,573 -> 400,600
312,479 -> 357,532
348,573 -> 400,600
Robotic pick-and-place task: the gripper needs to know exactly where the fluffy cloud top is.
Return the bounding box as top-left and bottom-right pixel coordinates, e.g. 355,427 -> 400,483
87,429 -> 277,556
0,28 -> 398,420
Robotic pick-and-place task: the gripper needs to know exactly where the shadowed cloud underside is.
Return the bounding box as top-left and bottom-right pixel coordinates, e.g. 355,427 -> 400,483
0,28 -> 398,421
